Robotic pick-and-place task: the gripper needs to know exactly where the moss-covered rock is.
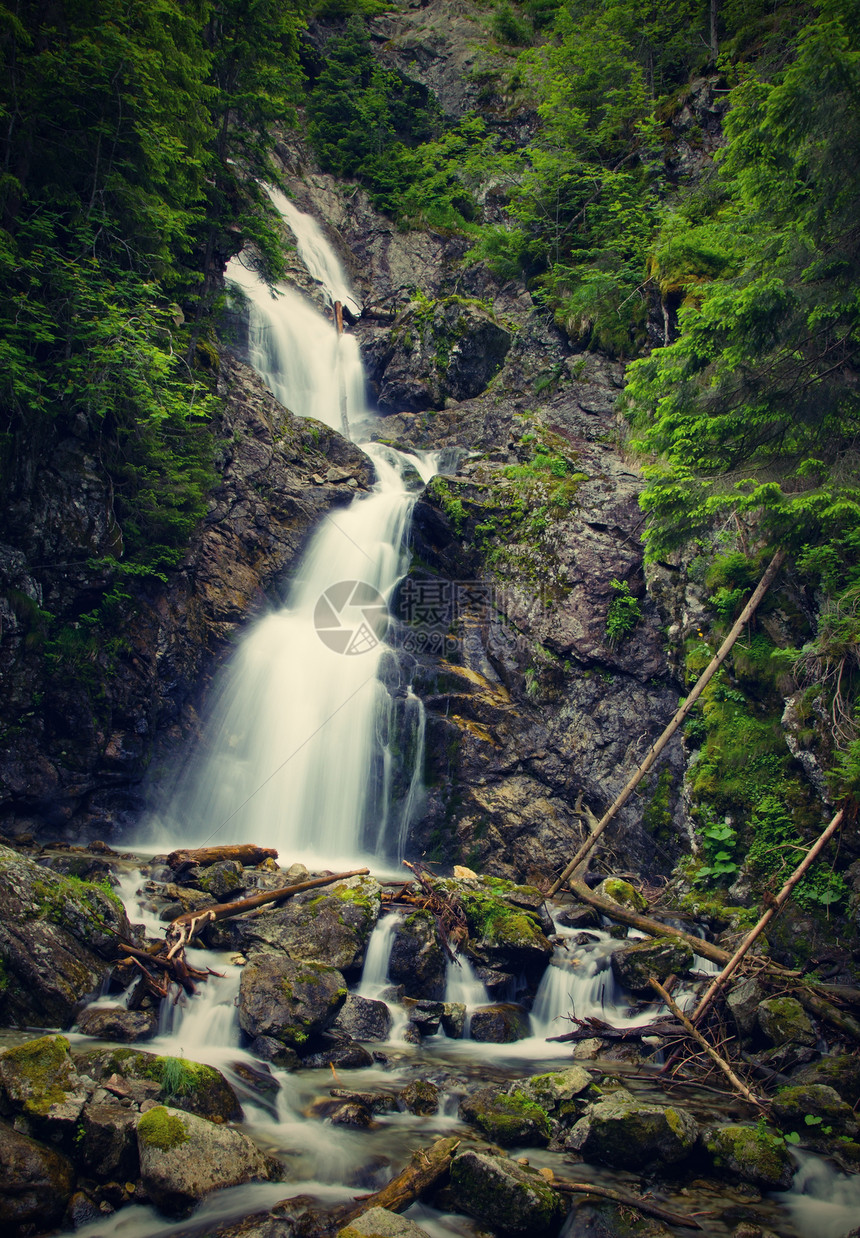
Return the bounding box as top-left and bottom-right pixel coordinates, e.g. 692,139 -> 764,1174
196,860 -> 245,902
459,1084 -> 552,1146
772,1084 -> 858,1138
517,1065 -> 596,1121
74,1046 -> 241,1123
469,1003 -> 531,1043
337,1205 -> 433,1237
595,878 -> 648,913
0,1118 -> 75,1233
238,952 -> 347,1051
399,1080 -> 439,1116
610,937 -> 694,995
0,1035 -> 79,1118
794,1054 -> 860,1106
705,1123 -> 794,1189
570,1200 -> 674,1237
75,1004 -> 157,1042
387,911 -> 446,1000
450,1148 -> 566,1236
136,1105 -> 277,1216
459,887 -> 553,970
757,996 -> 817,1048
568,1088 -> 698,1169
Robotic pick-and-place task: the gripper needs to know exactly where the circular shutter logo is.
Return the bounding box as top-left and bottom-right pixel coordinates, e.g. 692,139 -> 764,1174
313,580 -> 389,655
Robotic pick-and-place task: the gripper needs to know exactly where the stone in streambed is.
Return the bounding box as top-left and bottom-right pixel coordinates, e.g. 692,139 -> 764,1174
75,1004 -> 157,1042
772,1084 -> 858,1137
0,1035 -> 87,1147
333,994 -> 392,1042
571,1199 -> 674,1237
449,1148 -> 566,1237
399,1079 -> 439,1115
704,1123 -> 795,1189
610,937 -> 693,996
594,878 -> 648,913
469,1003 -> 531,1043
0,1119 -> 75,1234
75,1046 -> 241,1123
238,953 -> 347,1052
567,1088 -> 698,1169
136,1105 -> 278,1216
302,1036 -> 374,1070
459,1084 -> 551,1147
756,997 -> 817,1048
387,911 -> 446,1000
79,1103 -> 139,1179
793,1053 -> 860,1106
338,1206 -> 434,1237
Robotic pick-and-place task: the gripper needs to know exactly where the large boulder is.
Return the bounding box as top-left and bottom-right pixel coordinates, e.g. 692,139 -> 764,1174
0,1119 -> 75,1235
238,953 -> 347,1051
704,1124 -> 795,1190
610,937 -> 693,996
517,1066 -> 596,1122
793,1054 -> 860,1106
470,1003 -> 531,1043
0,846 -> 133,1027
136,1105 -> 278,1216
457,882 -> 553,973
387,912 -> 446,1000
772,1084 -> 858,1139
0,1035 -> 87,1147
235,878 -> 381,977
75,1047 -> 241,1123
567,1088 -> 698,1169
79,1103 -> 139,1179
75,1004 -> 158,1042
757,997 -> 817,1048
459,1085 -> 551,1147
594,879 -> 648,913
449,1148 -> 567,1237
332,993 -> 392,1042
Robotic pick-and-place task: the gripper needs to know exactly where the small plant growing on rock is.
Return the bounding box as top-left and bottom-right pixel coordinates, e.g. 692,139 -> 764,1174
605,579 -> 642,645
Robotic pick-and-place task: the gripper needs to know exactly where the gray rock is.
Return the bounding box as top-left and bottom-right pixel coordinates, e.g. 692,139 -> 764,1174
440,1002 -> 466,1038
79,1103 -> 139,1179
388,912 -> 445,1000
0,1035 -> 87,1147
75,1047 -> 241,1123
772,1084 -> 858,1137
459,1084 -> 551,1147
398,1080 -> 439,1116
197,860 -> 245,902
333,994 -> 392,1042
705,1123 -> 795,1190
757,997 -> 817,1048
449,1148 -> 566,1237
0,1119 -> 75,1233
470,1003 -> 531,1043
568,1088 -> 698,1169
136,1106 -> 277,1216
610,937 -> 694,995
301,1039 -> 374,1070
726,977 -> 765,1035
793,1053 -> 860,1106
75,1004 -> 157,1042
338,1206 -> 433,1237
238,953 -> 348,1051
570,1200 -> 674,1236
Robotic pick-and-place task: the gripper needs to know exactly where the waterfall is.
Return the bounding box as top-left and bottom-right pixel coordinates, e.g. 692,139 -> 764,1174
148,198 -> 435,870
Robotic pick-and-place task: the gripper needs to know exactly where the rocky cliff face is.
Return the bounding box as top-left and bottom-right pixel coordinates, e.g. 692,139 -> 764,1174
0,359 -> 372,842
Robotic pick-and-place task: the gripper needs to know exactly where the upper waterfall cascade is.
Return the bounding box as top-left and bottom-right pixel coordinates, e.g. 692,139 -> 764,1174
151,196 -> 436,870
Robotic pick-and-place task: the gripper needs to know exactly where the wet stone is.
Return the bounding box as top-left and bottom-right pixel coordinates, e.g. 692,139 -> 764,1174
470,1003 -> 531,1043
399,1079 -> 439,1115
302,1038 -> 374,1070
333,994 -> 392,1042
75,1005 -> 158,1043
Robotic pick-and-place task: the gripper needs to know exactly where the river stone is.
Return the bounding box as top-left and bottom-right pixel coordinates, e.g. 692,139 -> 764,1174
567,1087 -> 698,1168
75,1047 -> 241,1123
0,1035 -> 88,1146
0,1118 -> 75,1233
726,977 -> 766,1035
136,1105 -> 278,1216
771,1084 -> 858,1136
302,1038 -> 374,1070
338,1206 -> 433,1237
387,911 -> 446,1000
79,1103 -> 139,1178
793,1053 -> 860,1106
457,884 -> 553,971
517,1065 -> 596,1121
404,999 -> 443,1035
459,1084 -> 551,1146
704,1123 -> 794,1189
594,879 -> 648,913
236,878 -> 381,976
75,1004 -> 158,1042
440,1001 -> 466,1038
0,845 -> 133,1027
449,1148 -> 566,1237
333,994 -> 392,1042
399,1080 -> 439,1115
197,860 -> 245,902
610,937 -> 693,995
756,996 -> 817,1048
570,1199 -> 674,1237
470,1003 -> 531,1043
238,953 -> 348,1051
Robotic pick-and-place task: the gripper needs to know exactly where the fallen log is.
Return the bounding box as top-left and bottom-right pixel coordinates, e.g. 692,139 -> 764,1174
324,1136 -> 460,1229
554,1176 -> 704,1230
548,549 -> 786,895
568,880 -> 730,965
547,1015 -> 688,1043
168,868 -> 371,931
166,844 -> 278,870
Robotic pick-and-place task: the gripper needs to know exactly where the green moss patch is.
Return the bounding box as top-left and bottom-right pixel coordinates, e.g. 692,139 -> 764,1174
138,1106 -> 190,1151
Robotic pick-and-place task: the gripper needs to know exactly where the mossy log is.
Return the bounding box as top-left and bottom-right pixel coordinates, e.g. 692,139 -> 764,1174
166,845 -> 278,870
554,1177 -> 703,1230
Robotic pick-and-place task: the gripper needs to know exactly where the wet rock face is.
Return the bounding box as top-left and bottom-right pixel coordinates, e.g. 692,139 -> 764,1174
610,937 -> 694,996
237,953 -> 348,1051
387,911 -> 446,1000
469,1003 -> 531,1043
0,356 -> 372,843
0,1119 -> 75,1235
0,849 -> 132,1027
449,1148 -> 567,1237
567,1088 -> 699,1170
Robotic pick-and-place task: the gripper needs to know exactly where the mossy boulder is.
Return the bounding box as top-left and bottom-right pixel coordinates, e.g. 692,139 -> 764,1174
137,1105 -> 278,1216
594,878 -> 648,913
705,1123 -> 794,1189
399,1080 -> 439,1116
570,1200 -> 674,1237
794,1054 -> 860,1106
610,937 -> 694,996
388,911 -> 446,1000
450,1148 -> 566,1237
75,1004 -> 157,1042
0,846 -> 133,1027
196,860 -> 245,902
757,996 -> 817,1048
568,1088 -> 698,1169
0,1119 -> 75,1234
238,952 -> 347,1050
772,1084 -> 858,1138
458,885 -> 553,971
236,877 -> 381,977
459,1084 -> 552,1146
517,1065 -> 596,1122
0,1035 -> 87,1146
74,1047 -> 241,1122
337,1206 -> 433,1237
470,1003 -> 531,1043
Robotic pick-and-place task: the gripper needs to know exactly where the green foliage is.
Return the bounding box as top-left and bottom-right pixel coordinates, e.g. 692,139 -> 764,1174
746,794 -> 846,910
694,815 -> 739,884
604,579 -> 642,645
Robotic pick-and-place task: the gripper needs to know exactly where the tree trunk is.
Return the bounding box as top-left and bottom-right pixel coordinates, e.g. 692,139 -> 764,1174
548,549 -> 786,896
166,844 -> 278,870
330,1136 -> 460,1228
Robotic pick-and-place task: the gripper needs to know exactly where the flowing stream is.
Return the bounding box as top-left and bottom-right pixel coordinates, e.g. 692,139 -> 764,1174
83,198 -> 860,1238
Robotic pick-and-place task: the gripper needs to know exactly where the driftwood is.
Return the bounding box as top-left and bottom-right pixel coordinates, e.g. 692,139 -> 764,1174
548,549 -> 786,895
166,844 -> 278,871
329,1136 -> 460,1228
554,1176 -> 704,1231
387,861 -> 469,962
650,978 -> 768,1112
548,1014 -> 688,1042
691,806 -> 845,1024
